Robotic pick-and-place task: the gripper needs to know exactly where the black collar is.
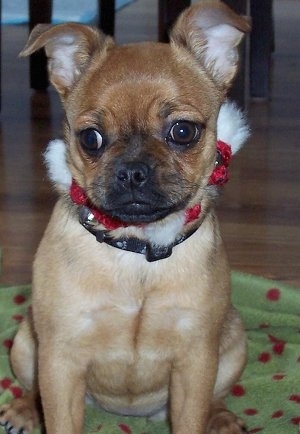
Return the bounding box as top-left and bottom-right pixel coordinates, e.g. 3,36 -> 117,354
78,206 -> 198,262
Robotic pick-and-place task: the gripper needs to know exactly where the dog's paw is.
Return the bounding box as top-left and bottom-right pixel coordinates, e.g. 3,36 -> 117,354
207,409 -> 248,434
0,398 -> 39,434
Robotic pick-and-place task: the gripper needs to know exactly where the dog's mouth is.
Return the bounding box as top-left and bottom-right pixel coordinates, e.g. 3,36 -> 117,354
70,180 -> 190,229
101,201 -> 177,225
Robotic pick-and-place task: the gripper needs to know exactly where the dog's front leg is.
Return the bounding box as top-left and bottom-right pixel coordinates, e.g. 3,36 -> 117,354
38,345 -> 87,434
170,344 -> 218,434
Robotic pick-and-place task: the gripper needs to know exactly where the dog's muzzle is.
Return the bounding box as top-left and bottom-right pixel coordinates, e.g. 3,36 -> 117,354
68,139 -> 233,261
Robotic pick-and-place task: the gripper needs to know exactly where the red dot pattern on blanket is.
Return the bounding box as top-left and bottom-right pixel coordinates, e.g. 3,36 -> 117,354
259,323 -> 270,329
118,424 -> 132,434
1,281 -> 298,433
268,334 -> 286,355
3,339 -> 13,349
228,284 -> 299,433
12,314 -> 24,323
231,384 -> 246,397
272,373 -> 286,380
266,288 -> 281,301
0,378 -> 23,399
291,416 -> 300,425
289,394 -> 300,403
13,294 -> 26,304
271,410 -> 284,419
244,408 -> 258,416
10,386 -> 23,399
258,352 -> 271,363
272,341 -> 286,355
0,377 -> 12,389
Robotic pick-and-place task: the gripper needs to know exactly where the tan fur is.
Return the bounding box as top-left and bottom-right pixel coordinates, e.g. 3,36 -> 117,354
0,2 -> 250,433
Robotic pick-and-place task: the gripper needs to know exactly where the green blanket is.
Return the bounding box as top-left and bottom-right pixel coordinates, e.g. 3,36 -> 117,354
0,272 -> 299,434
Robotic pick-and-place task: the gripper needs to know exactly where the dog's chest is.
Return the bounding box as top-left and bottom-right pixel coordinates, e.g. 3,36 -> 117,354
56,248 -> 206,400
79,290 -> 198,402
79,292 -> 197,363
70,252 -> 201,364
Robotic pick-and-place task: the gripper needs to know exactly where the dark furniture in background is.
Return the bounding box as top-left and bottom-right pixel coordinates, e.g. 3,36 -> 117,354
29,0 -> 52,89
27,0 -> 273,101
0,0 -> 2,110
29,0 -> 115,89
158,0 -> 190,42
249,0 -> 274,98
158,0 -> 274,103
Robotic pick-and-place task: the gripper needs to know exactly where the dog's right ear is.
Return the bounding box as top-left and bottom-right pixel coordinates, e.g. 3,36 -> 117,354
20,23 -> 114,98
170,1 -> 251,89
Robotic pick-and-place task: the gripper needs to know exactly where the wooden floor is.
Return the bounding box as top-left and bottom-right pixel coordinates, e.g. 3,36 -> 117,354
0,0 -> 300,287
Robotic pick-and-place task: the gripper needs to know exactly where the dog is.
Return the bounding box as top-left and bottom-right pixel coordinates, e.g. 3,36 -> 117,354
0,1 -> 251,433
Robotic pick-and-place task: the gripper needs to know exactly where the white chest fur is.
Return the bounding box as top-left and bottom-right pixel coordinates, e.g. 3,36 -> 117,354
77,285 -> 198,364
78,285 -> 199,415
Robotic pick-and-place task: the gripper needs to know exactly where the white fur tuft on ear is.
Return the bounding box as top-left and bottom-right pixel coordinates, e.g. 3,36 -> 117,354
44,139 -> 72,190
170,2 -> 251,86
203,23 -> 243,84
46,36 -> 78,90
217,101 -> 250,154
20,23 -> 112,97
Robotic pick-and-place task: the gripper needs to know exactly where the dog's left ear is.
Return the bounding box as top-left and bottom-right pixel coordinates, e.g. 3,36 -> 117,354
170,0 -> 251,88
20,23 -> 113,98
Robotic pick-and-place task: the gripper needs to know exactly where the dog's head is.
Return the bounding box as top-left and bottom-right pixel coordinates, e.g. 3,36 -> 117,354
21,1 -> 250,256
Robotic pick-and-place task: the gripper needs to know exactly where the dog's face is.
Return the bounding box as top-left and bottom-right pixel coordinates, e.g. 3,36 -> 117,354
22,2 -> 250,225
67,43 -> 221,224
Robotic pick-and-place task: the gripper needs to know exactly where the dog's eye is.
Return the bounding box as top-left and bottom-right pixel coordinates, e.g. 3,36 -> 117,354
167,121 -> 200,147
79,129 -> 103,156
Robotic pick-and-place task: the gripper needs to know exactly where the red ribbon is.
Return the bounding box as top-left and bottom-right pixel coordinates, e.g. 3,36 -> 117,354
70,181 -> 201,230
70,140 -> 231,230
208,140 -> 232,186
70,181 -> 128,230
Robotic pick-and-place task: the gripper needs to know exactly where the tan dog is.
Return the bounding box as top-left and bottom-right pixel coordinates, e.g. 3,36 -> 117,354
0,2 -> 251,433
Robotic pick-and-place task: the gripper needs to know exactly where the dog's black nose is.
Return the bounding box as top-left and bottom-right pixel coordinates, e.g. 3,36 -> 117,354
116,162 -> 150,189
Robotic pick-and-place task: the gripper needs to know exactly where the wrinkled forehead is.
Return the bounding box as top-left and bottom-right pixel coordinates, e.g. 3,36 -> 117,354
70,42 -> 219,129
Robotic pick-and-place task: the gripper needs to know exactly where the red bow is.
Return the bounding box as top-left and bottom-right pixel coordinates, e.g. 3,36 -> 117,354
69,140 -> 231,231
208,140 -> 232,186
70,181 -> 201,230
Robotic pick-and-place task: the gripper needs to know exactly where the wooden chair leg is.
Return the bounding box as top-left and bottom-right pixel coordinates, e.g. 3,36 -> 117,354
158,0 -> 190,42
158,0 -> 249,108
250,0 -> 273,99
223,0 -> 249,108
29,0 -> 52,90
98,0 -> 115,36
0,0 -> 2,109
28,0 -> 116,89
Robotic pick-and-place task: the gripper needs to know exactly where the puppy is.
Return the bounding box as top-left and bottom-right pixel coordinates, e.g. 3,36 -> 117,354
0,2 -> 251,433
